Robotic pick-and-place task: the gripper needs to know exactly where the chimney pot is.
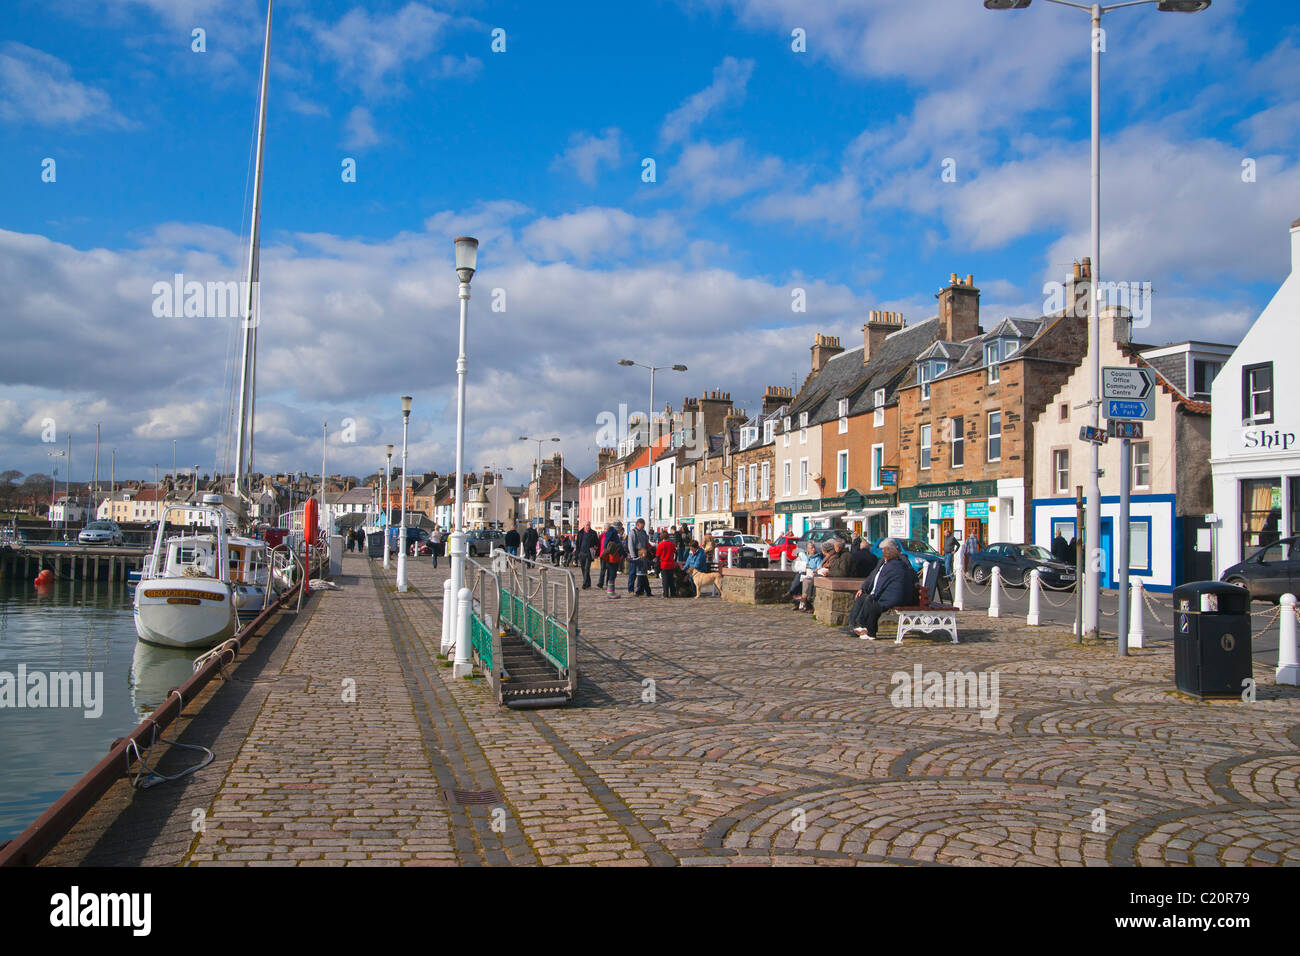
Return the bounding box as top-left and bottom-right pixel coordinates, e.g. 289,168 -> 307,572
966,274 -> 974,287
950,273 -> 958,285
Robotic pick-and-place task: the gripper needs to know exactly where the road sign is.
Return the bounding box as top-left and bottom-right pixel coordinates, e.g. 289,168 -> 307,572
1106,399 -> 1154,421
1107,420 -> 1144,439
1102,367 -> 1156,420
1079,425 -> 1107,445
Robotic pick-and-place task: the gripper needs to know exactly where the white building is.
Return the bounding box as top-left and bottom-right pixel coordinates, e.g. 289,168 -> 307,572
653,447 -> 678,531
1210,217 -> 1300,574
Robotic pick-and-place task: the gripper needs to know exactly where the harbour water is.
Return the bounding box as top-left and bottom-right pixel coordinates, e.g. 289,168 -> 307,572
0,574 -> 196,842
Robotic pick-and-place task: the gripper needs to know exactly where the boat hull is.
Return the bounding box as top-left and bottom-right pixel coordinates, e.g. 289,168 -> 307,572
134,579 -> 236,649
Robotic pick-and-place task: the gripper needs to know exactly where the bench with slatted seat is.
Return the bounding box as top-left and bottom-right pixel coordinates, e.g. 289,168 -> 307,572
889,584 -> 959,645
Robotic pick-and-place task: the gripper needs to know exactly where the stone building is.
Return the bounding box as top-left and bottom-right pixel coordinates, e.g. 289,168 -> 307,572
732,386 -> 791,539
895,270 -> 1088,550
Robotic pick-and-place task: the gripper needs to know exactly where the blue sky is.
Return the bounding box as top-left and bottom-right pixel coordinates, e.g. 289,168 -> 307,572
1,0 -> 1298,487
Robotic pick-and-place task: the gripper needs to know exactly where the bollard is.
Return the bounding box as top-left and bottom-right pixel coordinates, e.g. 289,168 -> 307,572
441,578 -> 453,655
1027,568 -> 1041,626
1128,579 -> 1146,649
953,547 -> 965,611
453,587 -> 474,678
988,566 -> 1001,618
780,551 -> 789,572
1278,594 -> 1299,686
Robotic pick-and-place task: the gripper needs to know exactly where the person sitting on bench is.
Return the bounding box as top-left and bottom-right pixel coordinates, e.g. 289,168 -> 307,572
846,538 -> 916,641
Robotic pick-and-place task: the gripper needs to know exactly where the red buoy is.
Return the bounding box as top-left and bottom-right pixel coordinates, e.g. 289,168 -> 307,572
303,498 -> 319,543
34,568 -> 54,586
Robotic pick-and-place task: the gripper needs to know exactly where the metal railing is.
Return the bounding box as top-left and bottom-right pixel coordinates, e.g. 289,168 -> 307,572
462,550 -> 578,704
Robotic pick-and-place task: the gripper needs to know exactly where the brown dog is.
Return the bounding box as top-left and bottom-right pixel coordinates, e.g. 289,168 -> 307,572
689,568 -> 722,598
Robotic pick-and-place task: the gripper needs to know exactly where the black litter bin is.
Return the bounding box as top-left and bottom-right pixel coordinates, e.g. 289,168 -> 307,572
1171,581 -> 1252,698
366,530 -> 384,558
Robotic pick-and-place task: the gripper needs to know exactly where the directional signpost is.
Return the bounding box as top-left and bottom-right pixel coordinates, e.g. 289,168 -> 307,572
1102,366 -> 1158,659
1101,367 -> 1156,421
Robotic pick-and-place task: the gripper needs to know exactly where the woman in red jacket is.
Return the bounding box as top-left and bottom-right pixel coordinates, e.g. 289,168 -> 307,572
655,535 -> 678,598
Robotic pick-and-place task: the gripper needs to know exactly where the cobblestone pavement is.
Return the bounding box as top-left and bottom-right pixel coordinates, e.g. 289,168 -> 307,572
42,553 -> 1300,866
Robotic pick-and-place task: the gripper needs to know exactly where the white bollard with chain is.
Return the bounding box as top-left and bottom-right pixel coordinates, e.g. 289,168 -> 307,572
780,551 -> 789,571
1027,569 -> 1041,626
453,586 -> 474,678
1128,579 -> 1146,649
953,547 -> 965,611
1278,593 -> 1299,686
989,566 -> 1001,618
440,578 -> 453,655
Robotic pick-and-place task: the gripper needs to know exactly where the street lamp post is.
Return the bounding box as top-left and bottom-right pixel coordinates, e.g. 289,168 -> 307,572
618,359 -> 687,531
984,0 -> 1211,648
383,444 -> 393,569
449,236 -> 478,676
47,449 -> 65,524
519,436 -> 559,531
397,397 -> 412,592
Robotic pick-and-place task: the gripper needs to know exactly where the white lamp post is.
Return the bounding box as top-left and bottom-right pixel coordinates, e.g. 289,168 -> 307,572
383,444 -> 393,569
984,0 -> 1211,646
618,359 -> 687,531
450,236 -> 478,676
519,435 -> 559,531
397,396 -> 412,592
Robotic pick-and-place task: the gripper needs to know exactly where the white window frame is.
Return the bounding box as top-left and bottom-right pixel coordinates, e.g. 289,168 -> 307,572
799,457 -> 809,495
748,463 -> 757,501
783,460 -> 791,497
1132,441 -> 1151,490
712,481 -> 719,511
837,398 -> 848,418
799,412 -> 808,444
836,450 -> 849,493
920,425 -> 932,470
871,444 -> 884,490
874,389 -> 885,427
1053,448 -> 1069,495
737,468 -> 746,504
986,342 -> 1001,383
951,416 -> 964,468
722,479 -> 730,509
760,462 -> 769,501
764,420 -> 775,444
987,411 -> 1002,462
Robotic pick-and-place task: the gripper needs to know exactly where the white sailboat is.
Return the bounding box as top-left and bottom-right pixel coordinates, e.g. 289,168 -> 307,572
134,1 -> 277,649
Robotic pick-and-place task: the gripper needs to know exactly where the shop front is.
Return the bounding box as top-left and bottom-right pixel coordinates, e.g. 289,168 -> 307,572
898,479 -> 1022,551
775,490 -> 895,539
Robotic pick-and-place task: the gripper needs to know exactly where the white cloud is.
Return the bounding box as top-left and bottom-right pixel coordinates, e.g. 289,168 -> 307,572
552,128 -> 624,186
343,106 -> 381,149
299,3 -> 456,99
660,56 -> 754,147
664,139 -> 791,205
0,43 -> 129,128
521,208 -> 676,264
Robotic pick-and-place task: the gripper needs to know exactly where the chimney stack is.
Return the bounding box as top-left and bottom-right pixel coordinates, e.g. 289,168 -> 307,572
810,333 -> 844,373
762,385 -> 792,415
1065,258 -> 1092,319
936,273 -> 980,342
863,310 -> 905,362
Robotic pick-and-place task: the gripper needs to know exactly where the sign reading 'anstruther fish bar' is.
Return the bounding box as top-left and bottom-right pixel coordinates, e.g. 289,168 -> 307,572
899,480 -> 998,503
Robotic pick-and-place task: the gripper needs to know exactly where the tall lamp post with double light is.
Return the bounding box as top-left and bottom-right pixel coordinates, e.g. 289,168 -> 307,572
396,396 -> 413,592
617,360 -> 687,532
449,237 -> 478,677
480,464 -> 514,529
383,444 -> 393,569
983,0 -> 1211,649
519,436 -> 559,530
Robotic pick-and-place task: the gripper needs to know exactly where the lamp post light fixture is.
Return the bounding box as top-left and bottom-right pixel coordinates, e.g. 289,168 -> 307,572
397,396 -> 413,592
984,0 -> 1210,651
48,449 -> 65,523
449,236 -> 478,675
383,443 -> 394,569
617,359 -> 687,531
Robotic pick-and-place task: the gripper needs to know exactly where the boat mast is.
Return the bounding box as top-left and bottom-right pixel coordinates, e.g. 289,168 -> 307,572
234,0 -> 273,502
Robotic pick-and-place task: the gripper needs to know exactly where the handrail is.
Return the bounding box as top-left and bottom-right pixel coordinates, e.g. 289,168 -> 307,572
491,550 -> 577,694
462,556 -> 505,702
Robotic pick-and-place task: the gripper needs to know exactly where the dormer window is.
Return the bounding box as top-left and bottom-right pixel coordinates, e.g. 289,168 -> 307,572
986,338 -> 1019,383
837,398 -> 849,433
919,360 -> 947,400
763,420 -> 775,444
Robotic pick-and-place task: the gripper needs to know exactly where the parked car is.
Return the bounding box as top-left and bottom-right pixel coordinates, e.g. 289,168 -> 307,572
466,528 -> 506,557
767,532 -> 799,564
78,520 -> 123,546
797,528 -> 853,551
868,536 -> 945,575
966,542 -> 1076,589
714,532 -> 768,568
1220,536 -> 1300,603
386,525 -> 428,553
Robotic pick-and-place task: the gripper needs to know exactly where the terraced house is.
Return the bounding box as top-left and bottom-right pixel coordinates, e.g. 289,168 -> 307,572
895,270 -> 1088,551
731,386 -> 791,539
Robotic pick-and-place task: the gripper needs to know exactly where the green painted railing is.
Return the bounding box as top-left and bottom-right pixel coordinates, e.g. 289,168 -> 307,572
470,612 -> 494,674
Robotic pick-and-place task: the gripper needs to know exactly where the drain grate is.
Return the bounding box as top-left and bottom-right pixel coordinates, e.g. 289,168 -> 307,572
445,788 -> 501,806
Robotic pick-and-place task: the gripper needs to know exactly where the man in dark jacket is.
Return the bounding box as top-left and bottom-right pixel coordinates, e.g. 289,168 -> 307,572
627,519 -> 650,592
848,539 -> 878,579
575,522 -> 599,588
846,538 -> 917,640
522,525 -> 539,560
1051,530 -> 1071,564
504,526 -> 521,556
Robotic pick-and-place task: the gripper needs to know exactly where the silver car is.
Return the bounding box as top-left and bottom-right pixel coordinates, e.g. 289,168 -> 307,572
79,520 -> 123,546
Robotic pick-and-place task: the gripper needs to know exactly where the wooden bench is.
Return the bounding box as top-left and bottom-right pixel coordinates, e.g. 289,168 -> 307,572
888,585 -> 959,645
